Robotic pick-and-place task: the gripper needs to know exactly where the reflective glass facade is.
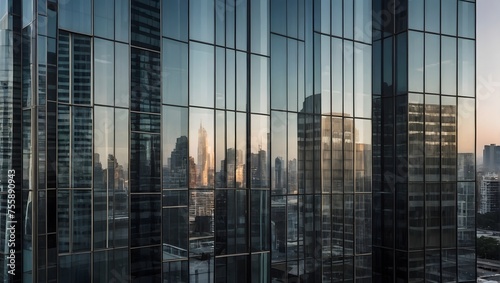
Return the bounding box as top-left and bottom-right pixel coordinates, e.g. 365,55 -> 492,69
0,0 -> 474,282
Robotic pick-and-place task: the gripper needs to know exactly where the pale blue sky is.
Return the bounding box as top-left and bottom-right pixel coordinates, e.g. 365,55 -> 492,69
477,0 -> 500,163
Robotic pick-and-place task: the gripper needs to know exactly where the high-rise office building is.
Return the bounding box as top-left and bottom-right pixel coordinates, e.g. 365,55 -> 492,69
0,0 -> 476,282
483,144 -> 500,173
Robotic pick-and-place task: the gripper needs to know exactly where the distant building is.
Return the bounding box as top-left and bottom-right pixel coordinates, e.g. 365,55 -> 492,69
483,144 -> 500,173
480,173 -> 500,214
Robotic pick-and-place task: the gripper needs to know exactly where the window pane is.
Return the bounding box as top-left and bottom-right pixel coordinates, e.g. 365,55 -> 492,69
425,34 -> 440,94
251,115 -> 270,188
236,0 -> 247,50
190,43 -> 214,108
354,0 -> 371,44
425,0 -> 440,33
288,40 -> 298,112
72,107 -> 92,188
271,111 -> 287,194
355,43 -> 371,118
189,108 -> 215,188
458,1 -> 475,39
236,52 -> 247,111
131,195 -> 161,246
425,95 -> 440,181
163,39 -> 188,106
190,0 -> 214,43
94,0 -> 114,39
215,111 -> 226,187
131,0 -> 161,50
408,32 -> 423,92
441,36 -> 457,95
163,106 -> 188,188
130,133 -> 161,192
163,208 -> 188,259
59,0 -> 91,34
216,48 -> 225,109
332,38 -> 343,114
408,0 -> 424,30
251,0 -> 269,55
94,39 -> 114,106
344,41 -> 354,116
115,43 -> 130,107
131,48 -> 161,113
251,190 -> 270,251
163,261 -> 188,283
115,0 -> 130,42
72,35 -> 92,105
408,93 -> 424,181
458,39 -> 475,97
441,96 -> 457,182
131,247 -> 161,281
251,55 -> 269,114
163,0 -> 188,41
457,98 -> 475,181
441,0 -> 457,36
355,119 -> 371,192
271,34 -> 286,111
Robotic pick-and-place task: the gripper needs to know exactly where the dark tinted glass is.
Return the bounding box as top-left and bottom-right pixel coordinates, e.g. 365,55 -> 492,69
131,48 -> 161,113
131,247 -> 162,281
131,195 -> 161,246
163,0 -> 188,41
131,0 -> 161,50
59,0 -> 91,34
130,133 -> 161,192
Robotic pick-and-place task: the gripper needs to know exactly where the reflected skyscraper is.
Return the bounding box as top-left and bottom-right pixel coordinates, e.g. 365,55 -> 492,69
1,0 -> 476,282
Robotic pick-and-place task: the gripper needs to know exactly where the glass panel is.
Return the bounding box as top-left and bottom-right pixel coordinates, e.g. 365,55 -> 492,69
94,39 -> 114,106
131,195 -> 161,246
408,0 -> 424,30
226,50 -> 236,110
288,40 -> 298,112
115,0 -> 130,43
115,43 -> 130,107
163,208 -> 188,259
226,112 -> 236,188
344,41 -> 354,116
408,93 -> 424,181
94,0 -> 114,39
457,98 -> 475,181
425,34 -> 440,94
355,195 -> 372,254
72,190 -> 92,251
442,184 -> 457,248
236,113 -> 247,188
251,0 -> 269,55
163,39 -> 188,106
163,106 -> 189,188
130,133 -> 161,192
59,254 -> 91,283
251,55 -> 269,114
425,0 -> 440,33
457,182 -> 475,248
215,190 -> 248,255
354,0 -> 371,44
131,48 -> 161,113
114,109 -> 129,247
131,0 -> 161,50
190,43 -> 214,108
130,112 -> 161,133
131,247 -> 161,281
315,35 -> 330,115
271,112 -> 287,194
408,32 -> 424,93
458,39 -> 475,97
396,33 -> 408,95
251,115 -> 270,188
288,113 -> 298,194
163,261 -> 189,283
441,0 -> 457,36
215,111 -> 226,188
251,190 -> 270,251
344,0 -> 353,39
236,0 -> 247,50
190,0 -> 214,43
441,36 -> 457,95
189,108 -> 215,188
409,184 -> 424,250
271,34 -> 287,111
332,38 -> 343,114
59,0 -> 91,34
216,48 -> 225,109
332,0 -> 342,37
355,119 -> 371,192
441,96 -> 456,182
458,1 -> 475,39
72,107 -> 92,188
226,0 -> 236,48
189,191 -> 215,278
458,248 -> 476,281
344,119 -> 354,192
354,43 -> 371,118
271,0 -> 286,35
425,184 -> 440,248
163,0 -> 188,42
72,35 -> 92,105
425,95 -> 440,181
93,106 -> 114,249
236,52 -> 247,111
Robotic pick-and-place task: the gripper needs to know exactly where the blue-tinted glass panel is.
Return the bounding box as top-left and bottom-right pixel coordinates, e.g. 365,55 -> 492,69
59,254 -> 91,283
442,0 -> 457,35
226,50 -> 236,110
131,195 -> 161,246
114,109 -> 129,247
72,107 -> 92,188
442,36 -> 457,95
94,39 -> 114,106
332,38 -> 343,114
425,0 -> 440,33
190,43 -> 214,108
216,48 -> 225,109
344,41 -> 354,116
72,35 -> 92,105
94,0 -> 114,39
271,0 -> 286,35
458,39 -> 475,97
130,133 -> 161,192
115,0 -> 130,42
314,0 -> 330,34
251,0 -> 269,55
163,39 -> 188,106
408,0 -> 423,30
251,55 -> 269,114
163,0 -> 188,42
59,0 -> 91,34
332,0 -> 342,37
354,43 -> 371,118
131,48 -> 161,113
354,0 -> 371,44
236,52 -> 247,111
163,106 -> 188,188
458,1 -> 475,39
190,0 -> 214,43
115,43 -> 130,107
396,33 -> 408,95
72,190 -> 92,251
131,0 -> 161,50
236,0 -> 247,50
22,0 -> 33,27
163,261 -> 188,283
344,0 -> 353,39
315,34 -> 330,115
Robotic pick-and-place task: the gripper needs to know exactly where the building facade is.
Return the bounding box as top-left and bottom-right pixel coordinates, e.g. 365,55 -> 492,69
0,0 -> 475,282
483,144 -> 500,173
479,173 -> 500,214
